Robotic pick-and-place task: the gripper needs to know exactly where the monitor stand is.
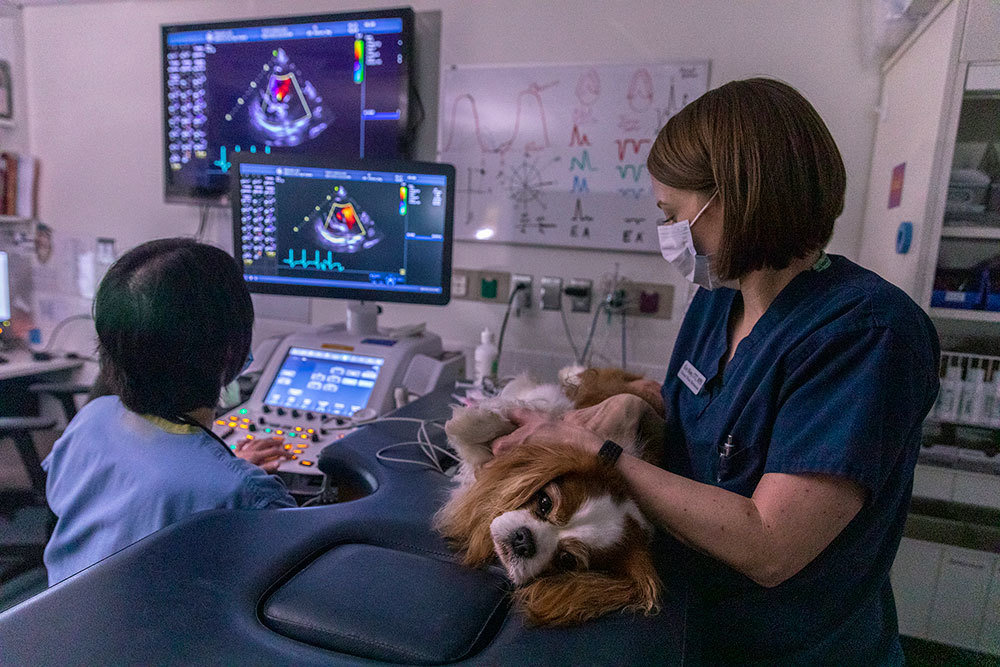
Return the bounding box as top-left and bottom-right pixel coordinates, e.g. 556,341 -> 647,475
345,301 -> 380,337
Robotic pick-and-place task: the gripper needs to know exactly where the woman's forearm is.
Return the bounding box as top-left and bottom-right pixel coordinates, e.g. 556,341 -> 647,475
617,453 -> 780,586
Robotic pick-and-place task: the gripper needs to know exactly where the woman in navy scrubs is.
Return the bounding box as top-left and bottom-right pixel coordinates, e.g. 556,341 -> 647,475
496,79 -> 940,665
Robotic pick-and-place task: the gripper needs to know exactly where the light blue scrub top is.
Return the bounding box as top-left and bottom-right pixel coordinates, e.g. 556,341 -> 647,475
42,396 -> 295,585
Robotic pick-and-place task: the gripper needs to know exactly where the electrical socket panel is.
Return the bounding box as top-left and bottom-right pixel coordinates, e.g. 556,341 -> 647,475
475,270 -> 512,304
450,268 -> 512,304
622,281 -> 674,319
451,268 -> 475,300
511,274 -> 533,311
567,278 -> 593,313
540,276 -> 563,310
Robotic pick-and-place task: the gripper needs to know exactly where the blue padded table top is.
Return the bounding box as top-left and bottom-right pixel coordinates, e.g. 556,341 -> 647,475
0,387 -> 694,666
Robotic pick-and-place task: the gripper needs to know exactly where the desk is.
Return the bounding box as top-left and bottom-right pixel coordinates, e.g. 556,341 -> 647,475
0,387 -> 696,666
0,350 -> 83,384
0,350 -> 83,418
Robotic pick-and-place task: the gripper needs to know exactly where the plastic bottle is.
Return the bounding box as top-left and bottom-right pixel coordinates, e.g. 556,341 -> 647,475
957,358 -> 985,424
473,328 -> 498,388
979,361 -> 1000,428
935,356 -> 963,423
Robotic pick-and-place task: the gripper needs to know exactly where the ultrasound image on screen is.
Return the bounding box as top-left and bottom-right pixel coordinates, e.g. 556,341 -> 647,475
237,163 -> 449,297
163,13 -> 410,201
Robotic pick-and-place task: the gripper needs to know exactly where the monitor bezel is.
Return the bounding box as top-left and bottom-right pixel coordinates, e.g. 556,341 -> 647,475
230,152 -> 454,306
161,7 -> 416,206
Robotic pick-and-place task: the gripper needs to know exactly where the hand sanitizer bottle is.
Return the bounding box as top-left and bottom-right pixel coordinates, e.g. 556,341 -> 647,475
473,328 -> 498,388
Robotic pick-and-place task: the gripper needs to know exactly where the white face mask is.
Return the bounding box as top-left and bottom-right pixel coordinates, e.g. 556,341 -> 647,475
656,192 -> 738,290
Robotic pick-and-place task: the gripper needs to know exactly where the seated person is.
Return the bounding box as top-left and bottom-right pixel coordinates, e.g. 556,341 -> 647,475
43,238 -> 295,586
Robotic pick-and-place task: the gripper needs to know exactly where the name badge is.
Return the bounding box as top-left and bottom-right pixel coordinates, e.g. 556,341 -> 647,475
678,360 -> 706,395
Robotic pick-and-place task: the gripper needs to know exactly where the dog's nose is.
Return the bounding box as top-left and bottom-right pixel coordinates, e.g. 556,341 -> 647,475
509,527 -> 536,559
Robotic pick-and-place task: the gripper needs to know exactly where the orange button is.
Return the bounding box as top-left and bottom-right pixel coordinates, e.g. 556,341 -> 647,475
216,420 -> 227,426
276,430 -> 284,435
284,444 -> 293,450
294,427 -> 302,432
291,455 -> 298,460
299,460 -> 313,467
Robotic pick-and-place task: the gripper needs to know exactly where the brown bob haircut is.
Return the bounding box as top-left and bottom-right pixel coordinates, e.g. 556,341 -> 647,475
646,78 -> 846,281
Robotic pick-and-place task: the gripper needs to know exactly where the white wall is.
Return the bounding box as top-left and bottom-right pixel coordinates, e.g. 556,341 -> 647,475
18,0 -> 882,379
0,8 -> 28,153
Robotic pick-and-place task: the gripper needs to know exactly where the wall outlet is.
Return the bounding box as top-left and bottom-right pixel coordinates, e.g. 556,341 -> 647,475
511,274 -> 533,312
451,271 -> 470,299
477,270 -> 512,304
540,276 -> 563,310
451,268 -> 475,300
566,278 -> 593,313
623,281 -> 674,319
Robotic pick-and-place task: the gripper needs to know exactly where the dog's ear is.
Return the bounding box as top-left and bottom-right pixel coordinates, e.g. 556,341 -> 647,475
444,405 -> 517,468
515,547 -> 662,626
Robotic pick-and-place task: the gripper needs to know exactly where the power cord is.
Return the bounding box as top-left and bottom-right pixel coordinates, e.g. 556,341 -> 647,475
195,204 -> 210,240
44,314 -> 94,353
559,302 -> 582,365
495,283 -> 528,377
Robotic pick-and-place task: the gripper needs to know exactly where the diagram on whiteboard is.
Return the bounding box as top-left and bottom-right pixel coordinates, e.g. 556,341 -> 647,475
438,62 -> 710,252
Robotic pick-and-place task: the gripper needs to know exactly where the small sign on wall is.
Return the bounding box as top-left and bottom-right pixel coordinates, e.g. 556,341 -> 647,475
888,162 -> 905,209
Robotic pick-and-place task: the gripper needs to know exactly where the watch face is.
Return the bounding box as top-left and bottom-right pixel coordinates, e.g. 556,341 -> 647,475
598,440 -> 622,465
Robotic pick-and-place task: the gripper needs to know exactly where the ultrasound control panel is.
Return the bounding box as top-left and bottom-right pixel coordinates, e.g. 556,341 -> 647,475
212,325 -> 458,485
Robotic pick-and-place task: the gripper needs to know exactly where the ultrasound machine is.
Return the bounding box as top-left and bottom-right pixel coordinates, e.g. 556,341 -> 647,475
212,154 -> 461,496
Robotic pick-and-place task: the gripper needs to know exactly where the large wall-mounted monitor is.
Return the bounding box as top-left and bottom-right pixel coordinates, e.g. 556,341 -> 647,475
162,8 -> 415,204
231,154 -> 454,306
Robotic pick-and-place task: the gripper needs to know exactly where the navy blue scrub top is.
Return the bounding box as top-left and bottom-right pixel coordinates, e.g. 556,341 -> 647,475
660,254 -> 939,665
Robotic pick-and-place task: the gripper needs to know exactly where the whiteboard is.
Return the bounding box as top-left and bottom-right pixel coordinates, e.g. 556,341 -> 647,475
437,61 -> 710,252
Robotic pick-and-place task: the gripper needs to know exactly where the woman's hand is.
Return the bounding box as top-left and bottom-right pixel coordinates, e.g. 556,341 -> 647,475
235,436 -> 292,472
492,409 -> 603,457
564,393 -> 661,445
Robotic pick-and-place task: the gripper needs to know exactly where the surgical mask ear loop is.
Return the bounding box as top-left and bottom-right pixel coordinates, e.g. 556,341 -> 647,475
688,190 -> 718,232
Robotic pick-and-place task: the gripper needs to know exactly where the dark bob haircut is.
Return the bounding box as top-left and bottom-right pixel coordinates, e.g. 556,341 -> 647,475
646,78 -> 846,281
94,238 -> 254,419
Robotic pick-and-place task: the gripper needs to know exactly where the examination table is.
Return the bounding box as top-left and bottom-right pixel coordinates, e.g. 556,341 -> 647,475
0,388 -> 694,665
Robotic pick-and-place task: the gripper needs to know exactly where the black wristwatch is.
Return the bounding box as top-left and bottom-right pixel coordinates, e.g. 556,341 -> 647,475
597,440 -> 623,467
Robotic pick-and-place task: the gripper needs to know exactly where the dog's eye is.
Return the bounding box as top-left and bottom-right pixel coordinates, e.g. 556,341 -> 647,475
556,550 -> 577,570
536,491 -> 552,518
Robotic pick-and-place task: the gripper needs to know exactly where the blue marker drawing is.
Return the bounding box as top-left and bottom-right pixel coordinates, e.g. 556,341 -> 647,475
214,146 -> 232,173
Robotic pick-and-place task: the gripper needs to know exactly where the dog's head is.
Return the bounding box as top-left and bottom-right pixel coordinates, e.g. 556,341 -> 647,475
435,439 -> 661,626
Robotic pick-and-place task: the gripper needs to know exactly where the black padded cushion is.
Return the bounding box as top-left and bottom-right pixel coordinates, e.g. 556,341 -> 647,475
262,544 -> 511,665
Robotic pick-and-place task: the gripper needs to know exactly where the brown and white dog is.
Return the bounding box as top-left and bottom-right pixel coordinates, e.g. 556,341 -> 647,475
435,367 -> 665,626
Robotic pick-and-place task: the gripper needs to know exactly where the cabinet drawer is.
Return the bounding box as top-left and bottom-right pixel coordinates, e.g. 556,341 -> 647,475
892,537 -> 944,637
926,546 -> 996,650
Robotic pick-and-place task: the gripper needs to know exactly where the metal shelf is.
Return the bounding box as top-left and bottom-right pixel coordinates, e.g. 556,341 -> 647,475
929,308 -> 1000,323
940,226 -> 1000,240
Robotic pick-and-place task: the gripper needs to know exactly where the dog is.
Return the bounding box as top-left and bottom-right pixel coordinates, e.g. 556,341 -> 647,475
435,367 -> 666,626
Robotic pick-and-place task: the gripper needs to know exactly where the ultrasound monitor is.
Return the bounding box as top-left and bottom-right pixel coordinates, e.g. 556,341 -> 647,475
162,8 -> 414,203
264,347 -> 385,417
231,154 -> 454,306
0,251 -> 10,323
